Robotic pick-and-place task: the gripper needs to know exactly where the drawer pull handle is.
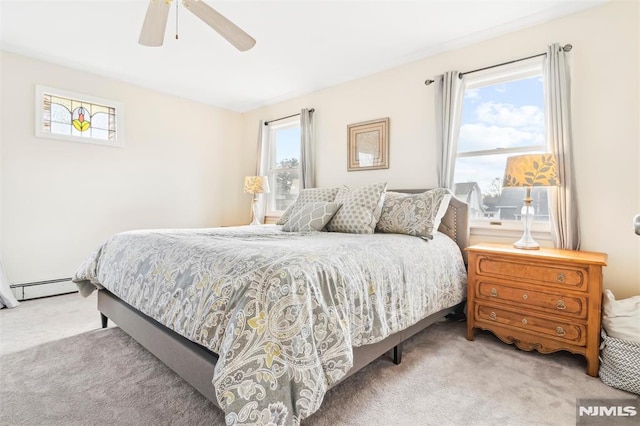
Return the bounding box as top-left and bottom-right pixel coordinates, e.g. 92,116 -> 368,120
556,272 -> 566,283
556,300 -> 567,310
556,326 -> 566,336
522,293 -> 528,300
489,312 -> 497,321
521,318 -> 528,325
490,288 -> 498,297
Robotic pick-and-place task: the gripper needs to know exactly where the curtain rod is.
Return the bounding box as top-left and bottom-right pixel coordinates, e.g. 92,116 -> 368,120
424,44 -> 572,86
265,108 -> 315,126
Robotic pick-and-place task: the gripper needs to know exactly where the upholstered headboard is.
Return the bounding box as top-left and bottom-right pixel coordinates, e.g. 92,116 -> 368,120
391,189 -> 469,261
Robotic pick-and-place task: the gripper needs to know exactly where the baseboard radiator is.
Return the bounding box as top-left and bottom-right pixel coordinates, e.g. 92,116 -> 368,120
10,277 -> 77,301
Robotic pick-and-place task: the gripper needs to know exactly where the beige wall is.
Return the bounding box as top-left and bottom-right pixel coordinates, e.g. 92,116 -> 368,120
241,1 -> 640,298
2,2 -> 638,298
0,52 -> 248,284
637,0 -> 640,301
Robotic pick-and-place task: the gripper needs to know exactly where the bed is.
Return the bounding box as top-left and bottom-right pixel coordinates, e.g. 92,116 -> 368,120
73,189 -> 468,425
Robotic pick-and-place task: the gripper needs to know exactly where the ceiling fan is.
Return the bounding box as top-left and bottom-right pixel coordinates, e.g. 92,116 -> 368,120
138,0 -> 256,51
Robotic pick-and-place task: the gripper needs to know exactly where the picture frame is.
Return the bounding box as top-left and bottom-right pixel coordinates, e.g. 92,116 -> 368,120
347,117 -> 389,171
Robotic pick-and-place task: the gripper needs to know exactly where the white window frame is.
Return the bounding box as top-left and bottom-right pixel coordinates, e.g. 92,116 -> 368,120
265,117 -> 301,216
456,57 -> 551,238
35,85 -> 124,147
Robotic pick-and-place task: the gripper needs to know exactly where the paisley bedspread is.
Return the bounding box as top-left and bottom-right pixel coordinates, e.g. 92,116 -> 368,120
73,225 -> 466,425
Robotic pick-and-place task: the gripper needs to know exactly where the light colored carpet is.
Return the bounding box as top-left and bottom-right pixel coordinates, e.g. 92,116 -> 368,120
0,294 -> 636,425
0,292 -> 108,356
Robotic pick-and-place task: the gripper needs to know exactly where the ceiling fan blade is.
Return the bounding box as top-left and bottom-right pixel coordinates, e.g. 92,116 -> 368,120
139,0 -> 172,47
182,0 -> 256,51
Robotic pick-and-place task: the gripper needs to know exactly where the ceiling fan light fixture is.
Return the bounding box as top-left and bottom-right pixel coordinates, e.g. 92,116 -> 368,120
138,0 -> 173,47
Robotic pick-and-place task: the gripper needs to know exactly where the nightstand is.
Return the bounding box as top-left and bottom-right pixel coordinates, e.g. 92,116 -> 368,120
465,243 -> 607,377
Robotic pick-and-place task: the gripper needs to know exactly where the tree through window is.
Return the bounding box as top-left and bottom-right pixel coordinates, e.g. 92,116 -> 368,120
266,118 -> 301,214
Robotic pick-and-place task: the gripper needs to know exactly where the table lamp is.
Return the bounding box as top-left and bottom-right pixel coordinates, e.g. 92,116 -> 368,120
503,153 -> 559,249
244,176 -> 270,225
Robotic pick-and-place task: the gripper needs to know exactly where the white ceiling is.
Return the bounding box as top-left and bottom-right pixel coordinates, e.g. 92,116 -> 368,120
0,0 -> 606,112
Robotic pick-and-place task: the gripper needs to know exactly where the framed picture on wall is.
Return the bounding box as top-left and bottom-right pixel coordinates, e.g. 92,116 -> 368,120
347,117 -> 389,171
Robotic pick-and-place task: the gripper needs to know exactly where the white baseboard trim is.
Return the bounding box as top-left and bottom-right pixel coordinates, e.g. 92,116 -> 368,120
11,279 -> 77,301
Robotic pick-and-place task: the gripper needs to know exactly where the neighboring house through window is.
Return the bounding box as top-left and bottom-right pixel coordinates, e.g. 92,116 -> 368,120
266,117 -> 301,215
453,57 -> 549,226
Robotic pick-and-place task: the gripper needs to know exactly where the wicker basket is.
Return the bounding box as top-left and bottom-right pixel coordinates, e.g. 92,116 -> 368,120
599,330 -> 640,395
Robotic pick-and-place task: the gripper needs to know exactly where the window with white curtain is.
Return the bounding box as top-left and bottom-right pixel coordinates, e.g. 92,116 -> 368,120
454,57 -> 550,226
266,117 -> 301,215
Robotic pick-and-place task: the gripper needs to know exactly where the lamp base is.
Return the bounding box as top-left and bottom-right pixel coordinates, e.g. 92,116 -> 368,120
249,197 -> 262,226
514,194 -> 539,249
513,237 -> 540,250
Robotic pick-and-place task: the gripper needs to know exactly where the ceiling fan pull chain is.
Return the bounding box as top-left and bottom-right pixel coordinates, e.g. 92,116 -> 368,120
139,0 -> 255,51
175,0 -> 179,40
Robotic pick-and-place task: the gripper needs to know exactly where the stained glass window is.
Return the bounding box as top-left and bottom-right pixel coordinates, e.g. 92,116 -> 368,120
36,86 -> 124,147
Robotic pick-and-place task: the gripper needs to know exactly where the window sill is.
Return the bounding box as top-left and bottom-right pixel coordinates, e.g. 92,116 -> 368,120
265,215 -> 282,225
470,220 -> 552,242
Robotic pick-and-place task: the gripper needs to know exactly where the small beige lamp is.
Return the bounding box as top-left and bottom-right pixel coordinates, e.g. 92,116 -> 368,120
244,176 -> 270,225
503,153 -> 559,249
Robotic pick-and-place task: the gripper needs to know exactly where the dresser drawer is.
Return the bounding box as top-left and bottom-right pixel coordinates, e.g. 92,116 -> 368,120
476,281 -> 587,319
476,256 -> 587,291
467,244 -> 607,377
476,304 -> 586,346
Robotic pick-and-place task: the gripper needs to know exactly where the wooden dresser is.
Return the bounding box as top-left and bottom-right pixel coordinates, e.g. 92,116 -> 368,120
465,243 -> 607,377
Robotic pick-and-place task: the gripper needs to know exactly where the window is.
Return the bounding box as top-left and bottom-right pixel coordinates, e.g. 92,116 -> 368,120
266,117 -> 301,215
453,57 -> 549,225
35,86 -> 124,147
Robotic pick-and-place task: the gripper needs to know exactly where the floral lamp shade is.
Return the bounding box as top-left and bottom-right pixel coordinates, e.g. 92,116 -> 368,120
244,176 -> 271,194
503,154 -> 559,188
502,153 -> 559,250
244,176 -> 270,226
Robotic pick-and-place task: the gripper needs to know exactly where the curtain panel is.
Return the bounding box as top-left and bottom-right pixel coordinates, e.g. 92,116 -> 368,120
0,256 -> 19,308
545,43 -> 580,250
300,108 -> 315,189
254,120 -> 269,224
435,71 -> 464,189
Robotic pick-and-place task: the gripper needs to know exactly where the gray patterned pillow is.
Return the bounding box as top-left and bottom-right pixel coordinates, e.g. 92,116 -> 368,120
276,187 -> 340,225
325,182 -> 388,234
375,188 -> 451,239
282,202 -> 342,232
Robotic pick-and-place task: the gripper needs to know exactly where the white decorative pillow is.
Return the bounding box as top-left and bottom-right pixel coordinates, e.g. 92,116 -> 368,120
276,187 -> 340,225
602,289 -> 640,344
375,188 -> 451,239
282,202 -> 342,232
325,182 -> 388,234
